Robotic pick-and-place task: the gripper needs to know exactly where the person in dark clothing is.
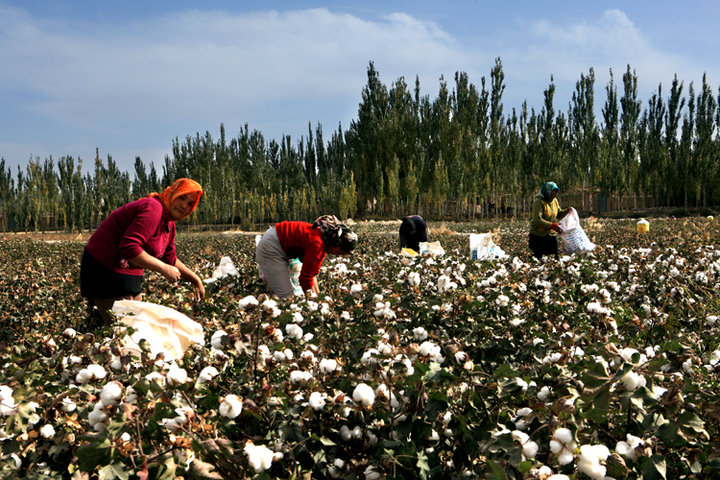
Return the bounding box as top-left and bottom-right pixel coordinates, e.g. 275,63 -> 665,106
529,181 -> 571,260
399,215 -> 428,253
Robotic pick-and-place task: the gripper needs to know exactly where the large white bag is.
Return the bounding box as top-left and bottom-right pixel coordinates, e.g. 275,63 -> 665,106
204,256 -> 239,284
557,208 -> 595,254
111,300 -> 205,361
469,233 -> 507,260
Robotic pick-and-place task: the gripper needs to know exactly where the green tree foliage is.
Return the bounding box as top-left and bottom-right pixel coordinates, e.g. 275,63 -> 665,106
2,60 -> 720,232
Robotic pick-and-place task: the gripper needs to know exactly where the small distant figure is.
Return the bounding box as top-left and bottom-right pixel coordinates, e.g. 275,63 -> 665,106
529,182 -> 571,260
399,215 -> 428,253
255,215 -> 358,299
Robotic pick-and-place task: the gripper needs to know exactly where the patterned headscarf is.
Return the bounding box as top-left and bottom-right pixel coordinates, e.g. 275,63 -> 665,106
147,178 -> 203,220
536,182 -> 559,202
312,215 -> 358,253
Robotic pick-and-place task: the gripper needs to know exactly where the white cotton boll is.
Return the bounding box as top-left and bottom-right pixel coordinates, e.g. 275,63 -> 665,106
244,441 -> 275,473
350,283 -> 363,295
577,444 -> 610,480
75,368 -> 92,384
361,348 -> 379,365
300,350 -> 316,363
309,392 -> 326,411
290,370 -> 313,386
125,386 -> 137,403
197,366 -> 219,384
412,327 -> 428,341
682,359 -> 694,373
88,402 -> 108,428
522,440 -> 539,459
210,330 -> 227,350
621,371 -> 646,391
39,424 -> 55,439
495,294 -> 510,307
145,371 -> 165,387
61,397 -> 76,413
377,341 -> 393,355
285,323 -> 303,340
109,357 -> 123,371
553,427 -> 574,446
100,381 -> 124,407
87,364 -> 107,380
516,407 -> 532,417
167,364 -> 188,386
63,328 -> 77,338
340,425 -> 353,441
351,426 -> 363,439
537,386 -> 552,402
273,351 -> 288,362
364,466 -> 381,480
557,448 -> 575,465
0,385 -> 13,403
261,299 -> 278,312
353,383 -> 375,407
706,315 -> 718,326
441,411 -> 452,426
533,338 -> 544,346
292,311 -> 304,324
319,358 -> 339,374
219,394 -> 243,419
418,341 -> 440,358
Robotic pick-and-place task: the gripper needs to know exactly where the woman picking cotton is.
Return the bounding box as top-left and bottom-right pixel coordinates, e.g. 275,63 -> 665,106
529,181 -> 572,260
80,178 -> 206,325
255,215 -> 358,299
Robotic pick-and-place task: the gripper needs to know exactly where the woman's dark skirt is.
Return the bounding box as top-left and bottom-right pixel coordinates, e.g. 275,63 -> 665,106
80,250 -> 143,300
528,233 -> 559,259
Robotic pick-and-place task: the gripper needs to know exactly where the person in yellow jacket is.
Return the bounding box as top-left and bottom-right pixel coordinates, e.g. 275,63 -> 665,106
529,181 -> 571,259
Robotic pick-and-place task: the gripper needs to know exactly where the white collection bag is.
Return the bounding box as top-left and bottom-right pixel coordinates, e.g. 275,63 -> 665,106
204,256 -> 239,284
418,241 -> 445,256
469,233 -> 507,260
557,208 -> 595,254
111,300 -> 205,361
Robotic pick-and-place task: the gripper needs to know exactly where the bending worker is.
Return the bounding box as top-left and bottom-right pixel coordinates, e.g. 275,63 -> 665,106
529,181 -> 571,260
80,178 -> 205,325
256,215 -> 357,299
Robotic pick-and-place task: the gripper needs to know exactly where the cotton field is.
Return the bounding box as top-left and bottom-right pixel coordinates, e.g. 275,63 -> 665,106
1,217 -> 719,479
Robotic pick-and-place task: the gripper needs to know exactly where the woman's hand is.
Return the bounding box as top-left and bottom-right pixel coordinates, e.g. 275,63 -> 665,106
190,276 -> 206,301
162,264 -> 182,283
174,258 -> 205,302
308,277 -> 320,295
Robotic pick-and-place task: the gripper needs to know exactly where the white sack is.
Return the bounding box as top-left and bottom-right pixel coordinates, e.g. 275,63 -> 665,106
111,300 -> 204,361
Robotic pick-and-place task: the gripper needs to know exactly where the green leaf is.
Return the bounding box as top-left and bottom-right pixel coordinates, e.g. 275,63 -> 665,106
99,463 -> 131,480
641,454 -> 667,480
76,438 -> 113,472
493,364 -> 518,379
416,451 -> 430,480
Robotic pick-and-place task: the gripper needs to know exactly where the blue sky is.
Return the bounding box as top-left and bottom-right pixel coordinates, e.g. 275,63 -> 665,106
2,0 -> 719,174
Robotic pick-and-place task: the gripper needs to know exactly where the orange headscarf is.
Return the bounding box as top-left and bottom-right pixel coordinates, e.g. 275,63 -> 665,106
147,178 -> 203,221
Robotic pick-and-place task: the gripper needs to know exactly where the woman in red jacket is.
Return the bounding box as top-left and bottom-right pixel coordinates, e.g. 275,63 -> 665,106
255,215 -> 358,299
80,178 -> 205,324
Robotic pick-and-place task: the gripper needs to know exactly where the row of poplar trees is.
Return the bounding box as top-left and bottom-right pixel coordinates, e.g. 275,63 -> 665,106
1,58 -> 719,232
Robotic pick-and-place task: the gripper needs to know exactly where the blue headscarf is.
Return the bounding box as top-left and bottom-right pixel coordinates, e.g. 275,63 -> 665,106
536,182 -> 559,202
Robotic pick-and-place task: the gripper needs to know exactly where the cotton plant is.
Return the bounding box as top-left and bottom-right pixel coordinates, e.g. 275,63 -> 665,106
549,427 -> 577,465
